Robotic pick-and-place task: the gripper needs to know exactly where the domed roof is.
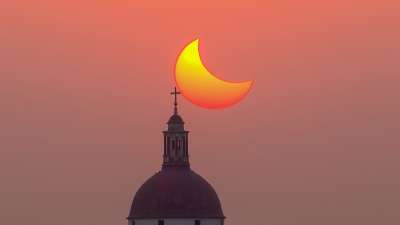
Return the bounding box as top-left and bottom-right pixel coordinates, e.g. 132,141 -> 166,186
167,114 -> 184,124
128,167 -> 225,219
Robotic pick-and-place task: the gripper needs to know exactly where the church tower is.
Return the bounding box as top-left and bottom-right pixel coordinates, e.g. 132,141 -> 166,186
162,88 -> 189,169
128,88 -> 225,225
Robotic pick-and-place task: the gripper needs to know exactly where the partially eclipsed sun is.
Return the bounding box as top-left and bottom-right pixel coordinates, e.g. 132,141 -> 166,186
175,39 -> 254,109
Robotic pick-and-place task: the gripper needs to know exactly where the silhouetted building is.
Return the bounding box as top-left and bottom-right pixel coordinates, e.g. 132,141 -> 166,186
127,88 -> 225,225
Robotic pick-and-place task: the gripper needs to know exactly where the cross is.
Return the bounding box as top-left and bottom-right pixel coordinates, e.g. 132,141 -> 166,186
170,87 -> 181,114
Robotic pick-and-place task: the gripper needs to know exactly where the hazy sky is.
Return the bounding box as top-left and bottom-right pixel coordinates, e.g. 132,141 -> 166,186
1,1 -> 400,225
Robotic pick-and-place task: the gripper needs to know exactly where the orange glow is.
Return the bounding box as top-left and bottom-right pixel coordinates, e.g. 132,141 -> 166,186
175,39 -> 253,109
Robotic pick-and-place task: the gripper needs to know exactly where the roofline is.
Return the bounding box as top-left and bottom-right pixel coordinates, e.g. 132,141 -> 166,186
162,131 -> 189,134
127,216 -> 226,220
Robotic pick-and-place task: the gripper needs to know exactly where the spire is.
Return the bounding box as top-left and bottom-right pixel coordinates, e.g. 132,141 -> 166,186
163,87 -> 189,169
170,87 -> 181,115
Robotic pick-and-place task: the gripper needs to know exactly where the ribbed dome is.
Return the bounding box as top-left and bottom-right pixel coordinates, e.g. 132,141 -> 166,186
128,167 -> 224,219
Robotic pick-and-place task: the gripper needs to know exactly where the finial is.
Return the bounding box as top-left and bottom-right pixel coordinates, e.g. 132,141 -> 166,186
170,87 -> 181,115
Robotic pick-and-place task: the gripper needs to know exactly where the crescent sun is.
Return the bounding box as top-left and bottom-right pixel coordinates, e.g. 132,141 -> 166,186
175,39 -> 254,109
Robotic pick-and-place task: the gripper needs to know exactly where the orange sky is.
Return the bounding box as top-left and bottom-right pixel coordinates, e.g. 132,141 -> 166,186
1,1 -> 400,225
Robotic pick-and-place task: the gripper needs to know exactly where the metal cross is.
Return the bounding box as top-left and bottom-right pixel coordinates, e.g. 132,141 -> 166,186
170,87 -> 181,114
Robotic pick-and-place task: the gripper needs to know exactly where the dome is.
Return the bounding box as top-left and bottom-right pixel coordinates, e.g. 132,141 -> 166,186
128,167 -> 225,219
166,114 -> 185,132
167,114 -> 184,124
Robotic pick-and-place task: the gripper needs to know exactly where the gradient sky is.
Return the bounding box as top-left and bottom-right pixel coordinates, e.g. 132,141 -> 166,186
1,1 -> 400,225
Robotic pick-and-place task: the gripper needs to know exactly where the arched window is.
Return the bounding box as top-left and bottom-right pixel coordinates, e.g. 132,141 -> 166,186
182,138 -> 186,156
177,138 -> 181,150
166,137 -> 170,151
